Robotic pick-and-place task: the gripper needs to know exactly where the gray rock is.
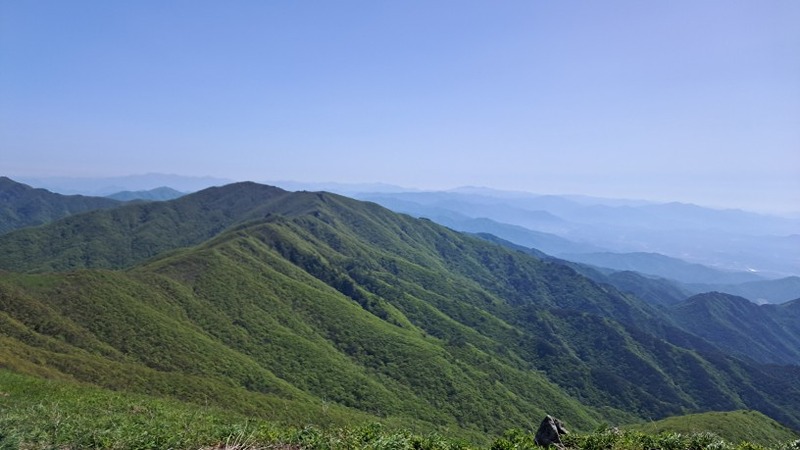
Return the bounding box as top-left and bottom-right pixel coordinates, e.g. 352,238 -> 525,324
534,415 -> 569,447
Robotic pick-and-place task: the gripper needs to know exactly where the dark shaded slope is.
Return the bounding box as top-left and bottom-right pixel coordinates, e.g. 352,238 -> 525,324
0,176 -> 120,234
475,235 -> 691,308
669,292 -> 800,365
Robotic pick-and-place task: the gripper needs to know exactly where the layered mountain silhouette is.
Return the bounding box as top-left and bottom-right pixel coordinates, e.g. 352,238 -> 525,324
354,190 -> 800,281
353,189 -> 800,303
686,277 -> 800,305
1,180 -> 799,436
106,186 -> 185,202
559,252 -> 763,285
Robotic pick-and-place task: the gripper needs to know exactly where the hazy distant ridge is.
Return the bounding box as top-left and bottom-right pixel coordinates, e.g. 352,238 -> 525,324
106,186 -> 185,202
18,173 -> 232,196
355,188 -> 800,282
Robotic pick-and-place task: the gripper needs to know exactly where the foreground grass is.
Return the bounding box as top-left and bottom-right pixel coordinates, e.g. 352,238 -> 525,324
1,370 -> 799,450
0,370 -> 279,449
0,370 -> 469,449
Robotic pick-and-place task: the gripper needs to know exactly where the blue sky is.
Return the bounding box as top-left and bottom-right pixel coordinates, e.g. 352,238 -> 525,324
1,1 -> 798,214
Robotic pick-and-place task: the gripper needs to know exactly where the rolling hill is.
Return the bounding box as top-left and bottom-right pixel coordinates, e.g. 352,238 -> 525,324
626,410 -> 799,446
1,182 -> 799,438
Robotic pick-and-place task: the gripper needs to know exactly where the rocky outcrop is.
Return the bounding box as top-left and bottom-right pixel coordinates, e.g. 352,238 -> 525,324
534,415 -> 569,447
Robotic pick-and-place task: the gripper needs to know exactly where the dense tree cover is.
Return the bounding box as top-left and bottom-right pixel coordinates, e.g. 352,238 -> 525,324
669,293 -> 800,365
0,182 -> 799,441
0,177 -> 119,235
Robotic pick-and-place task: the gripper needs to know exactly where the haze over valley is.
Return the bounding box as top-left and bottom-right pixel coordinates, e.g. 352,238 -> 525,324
2,1 -> 799,448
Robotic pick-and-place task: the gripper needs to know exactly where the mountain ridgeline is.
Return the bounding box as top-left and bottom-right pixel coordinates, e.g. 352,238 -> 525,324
0,182 -> 291,271
0,176 -> 120,235
669,293 -> 800,365
1,181 -> 799,438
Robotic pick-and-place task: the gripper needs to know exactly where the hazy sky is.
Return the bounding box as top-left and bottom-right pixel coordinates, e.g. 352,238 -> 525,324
2,1 -> 799,213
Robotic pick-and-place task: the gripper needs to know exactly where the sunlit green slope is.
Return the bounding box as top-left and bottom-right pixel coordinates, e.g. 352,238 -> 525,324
626,410 -> 799,446
1,182 -> 799,436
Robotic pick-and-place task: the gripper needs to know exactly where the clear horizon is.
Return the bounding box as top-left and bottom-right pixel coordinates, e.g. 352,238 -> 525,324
2,1 -> 799,214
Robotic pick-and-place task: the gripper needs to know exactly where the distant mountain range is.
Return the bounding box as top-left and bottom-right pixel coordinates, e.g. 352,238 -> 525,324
1,178 -> 799,437
106,186 -> 185,202
17,173 -> 232,196
354,190 -> 800,275
559,251 -> 763,285
352,189 -> 800,304
685,276 -> 800,305
2,176 -> 797,304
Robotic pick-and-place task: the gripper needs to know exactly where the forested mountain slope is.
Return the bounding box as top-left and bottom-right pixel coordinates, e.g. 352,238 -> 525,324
0,176 -> 120,235
0,182 -> 290,271
669,292 -> 800,365
481,235 -> 800,366
1,182 -> 799,436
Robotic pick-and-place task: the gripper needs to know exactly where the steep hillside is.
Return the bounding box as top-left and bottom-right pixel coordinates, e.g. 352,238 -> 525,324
1,183 -> 799,435
0,238 -> 607,433
0,176 -> 120,234
472,235 -> 692,309
669,292 -> 800,365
